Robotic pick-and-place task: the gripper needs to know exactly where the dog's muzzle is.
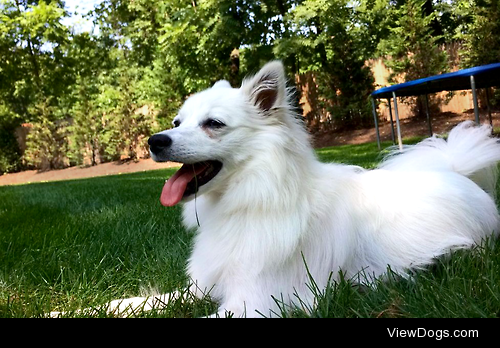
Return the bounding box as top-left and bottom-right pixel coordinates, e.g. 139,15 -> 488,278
148,132 -> 224,206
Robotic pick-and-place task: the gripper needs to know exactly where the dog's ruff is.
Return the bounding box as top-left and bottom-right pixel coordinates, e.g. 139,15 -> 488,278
56,61 -> 500,318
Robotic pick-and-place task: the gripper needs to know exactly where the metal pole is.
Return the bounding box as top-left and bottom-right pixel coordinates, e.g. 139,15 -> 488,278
392,91 -> 403,151
470,75 -> 480,125
387,98 -> 396,144
424,94 -> 433,137
371,97 -> 381,151
486,87 -> 493,128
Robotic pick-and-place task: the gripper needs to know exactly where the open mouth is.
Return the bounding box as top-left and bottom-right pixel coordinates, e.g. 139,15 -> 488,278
160,160 -> 223,207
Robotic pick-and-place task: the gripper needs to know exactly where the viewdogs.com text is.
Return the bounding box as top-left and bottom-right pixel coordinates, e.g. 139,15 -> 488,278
387,327 -> 479,340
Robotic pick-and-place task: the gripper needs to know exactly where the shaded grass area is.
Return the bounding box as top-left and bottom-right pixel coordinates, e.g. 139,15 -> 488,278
1,138 -> 500,318
0,170 -> 201,317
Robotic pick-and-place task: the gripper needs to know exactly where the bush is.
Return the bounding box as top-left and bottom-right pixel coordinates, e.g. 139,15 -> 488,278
23,101 -> 69,171
0,123 -> 22,174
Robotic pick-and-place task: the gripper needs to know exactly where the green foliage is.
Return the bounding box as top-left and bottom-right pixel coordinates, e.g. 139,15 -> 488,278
378,0 -> 449,117
67,74 -> 103,166
379,0 -> 448,82
275,0 -> 377,130
456,0 -> 500,68
0,0 -> 70,172
1,0 -> 500,172
23,99 -> 69,170
0,120 -> 22,173
96,63 -> 157,162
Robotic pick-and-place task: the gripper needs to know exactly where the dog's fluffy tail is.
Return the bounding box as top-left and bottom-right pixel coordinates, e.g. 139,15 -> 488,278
380,121 -> 500,198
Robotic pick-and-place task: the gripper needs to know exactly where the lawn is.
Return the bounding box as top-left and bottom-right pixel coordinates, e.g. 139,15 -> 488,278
1,139 -> 500,318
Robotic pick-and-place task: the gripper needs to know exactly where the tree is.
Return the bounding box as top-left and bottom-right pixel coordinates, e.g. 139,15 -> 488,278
3,0 -> 499,173
67,74 -> 102,166
379,0 -> 448,82
97,60 -> 156,162
64,31 -> 116,166
378,0 -> 448,117
94,0 -> 302,122
0,0 -> 71,172
456,0 -> 500,68
23,98 -> 69,170
275,0 -> 376,130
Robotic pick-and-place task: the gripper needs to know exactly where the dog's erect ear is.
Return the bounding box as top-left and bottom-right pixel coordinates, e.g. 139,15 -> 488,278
212,80 -> 232,89
241,61 -> 286,113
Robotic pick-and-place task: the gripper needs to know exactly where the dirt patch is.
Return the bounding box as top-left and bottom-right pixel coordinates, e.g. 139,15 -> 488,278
0,159 -> 180,186
312,110 -> 500,148
1,110 -> 499,186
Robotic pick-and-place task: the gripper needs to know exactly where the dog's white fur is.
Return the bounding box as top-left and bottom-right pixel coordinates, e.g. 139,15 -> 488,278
59,61 -> 500,318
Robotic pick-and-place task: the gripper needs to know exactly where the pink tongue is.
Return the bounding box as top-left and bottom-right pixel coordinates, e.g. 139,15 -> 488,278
160,164 -> 207,207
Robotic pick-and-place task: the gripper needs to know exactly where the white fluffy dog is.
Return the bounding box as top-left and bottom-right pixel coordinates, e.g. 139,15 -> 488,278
123,61 -> 499,317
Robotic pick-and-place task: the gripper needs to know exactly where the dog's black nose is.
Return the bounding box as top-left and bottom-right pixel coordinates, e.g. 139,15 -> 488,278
148,134 -> 172,154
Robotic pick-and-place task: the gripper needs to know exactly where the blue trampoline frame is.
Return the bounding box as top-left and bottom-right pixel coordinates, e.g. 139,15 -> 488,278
370,62 -> 500,150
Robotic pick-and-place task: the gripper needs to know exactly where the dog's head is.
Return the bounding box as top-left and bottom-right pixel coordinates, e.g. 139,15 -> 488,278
148,61 -> 289,206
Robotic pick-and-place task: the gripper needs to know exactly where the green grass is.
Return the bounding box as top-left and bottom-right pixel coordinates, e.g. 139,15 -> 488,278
315,136 -> 424,168
0,170 -> 213,317
1,139 -> 500,318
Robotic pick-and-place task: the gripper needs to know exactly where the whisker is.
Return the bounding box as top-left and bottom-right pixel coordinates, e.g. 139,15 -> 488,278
192,164 -> 201,227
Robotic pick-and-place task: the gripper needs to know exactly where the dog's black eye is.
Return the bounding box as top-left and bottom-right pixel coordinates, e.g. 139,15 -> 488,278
203,118 -> 225,129
173,119 -> 181,128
